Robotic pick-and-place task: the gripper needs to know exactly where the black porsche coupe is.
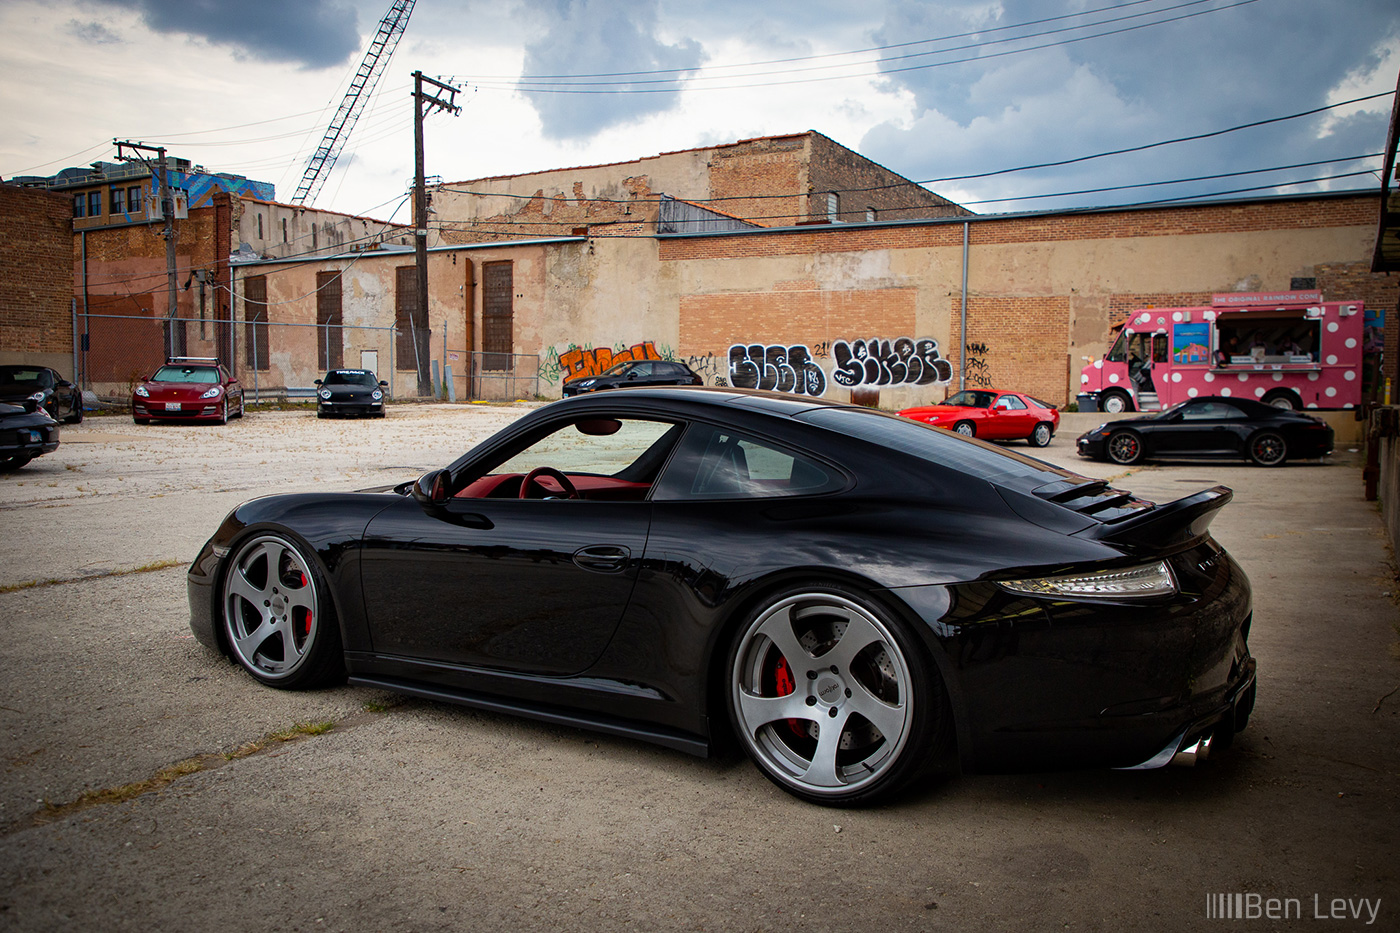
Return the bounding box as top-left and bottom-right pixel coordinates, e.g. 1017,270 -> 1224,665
1076,395 -> 1335,466
188,387 -> 1256,806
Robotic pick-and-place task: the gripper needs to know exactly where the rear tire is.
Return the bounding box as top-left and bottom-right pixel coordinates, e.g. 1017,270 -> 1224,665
1107,429 -> 1143,465
1262,390 -> 1301,411
1248,431 -> 1287,466
1028,422 -> 1053,447
725,584 -> 947,806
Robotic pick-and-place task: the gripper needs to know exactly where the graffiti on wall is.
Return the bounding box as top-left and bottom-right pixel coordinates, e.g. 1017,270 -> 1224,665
831,338 -> 953,388
559,340 -> 663,380
963,341 -> 991,388
728,344 -> 828,395
541,340 -> 671,385
684,352 -> 725,386
726,337 -> 954,396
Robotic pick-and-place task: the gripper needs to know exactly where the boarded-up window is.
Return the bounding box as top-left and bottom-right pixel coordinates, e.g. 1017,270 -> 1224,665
243,275 -> 269,371
395,266 -> 417,370
482,261 -> 513,371
316,271 -> 343,371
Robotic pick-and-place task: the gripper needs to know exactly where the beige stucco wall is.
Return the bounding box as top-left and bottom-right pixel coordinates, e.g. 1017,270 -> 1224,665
224,196 -> 1391,408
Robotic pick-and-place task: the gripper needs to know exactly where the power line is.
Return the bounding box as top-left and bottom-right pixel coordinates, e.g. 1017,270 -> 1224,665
463,0 -> 1258,95
453,0 -> 1175,81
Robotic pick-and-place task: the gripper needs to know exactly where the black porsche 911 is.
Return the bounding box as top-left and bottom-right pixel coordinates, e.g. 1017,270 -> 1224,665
188,387 -> 1256,806
0,364 -> 83,424
315,369 -> 388,418
561,359 -> 703,396
0,400 -> 60,470
1076,395 -> 1334,467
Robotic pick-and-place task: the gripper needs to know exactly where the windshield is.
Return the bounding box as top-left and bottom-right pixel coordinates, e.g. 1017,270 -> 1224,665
325,371 -> 376,386
943,390 -> 995,408
153,366 -> 219,384
0,367 -> 49,387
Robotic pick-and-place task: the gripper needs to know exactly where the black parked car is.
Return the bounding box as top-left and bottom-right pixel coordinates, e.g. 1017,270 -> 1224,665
315,369 -> 387,418
0,401 -> 60,470
562,359 -> 702,396
0,365 -> 83,423
188,387 -> 1255,806
1077,396 -> 1334,467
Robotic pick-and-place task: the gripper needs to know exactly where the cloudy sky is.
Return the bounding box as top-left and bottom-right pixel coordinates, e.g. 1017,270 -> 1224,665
1,0 -> 1397,224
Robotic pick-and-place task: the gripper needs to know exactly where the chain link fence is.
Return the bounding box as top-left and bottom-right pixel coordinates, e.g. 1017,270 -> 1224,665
72,311 -> 539,404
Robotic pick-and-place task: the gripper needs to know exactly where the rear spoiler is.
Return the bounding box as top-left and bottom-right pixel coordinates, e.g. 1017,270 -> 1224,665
1073,485 -> 1233,550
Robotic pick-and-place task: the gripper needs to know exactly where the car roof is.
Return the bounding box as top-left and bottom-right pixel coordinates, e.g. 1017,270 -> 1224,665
545,384 -> 840,413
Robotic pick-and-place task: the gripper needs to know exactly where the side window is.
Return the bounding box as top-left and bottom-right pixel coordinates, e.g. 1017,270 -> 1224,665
1182,401 -> 1246,421
455,418 -> 684,500
1152,333 -> 1169,363
998,395 -> 1027,410
653,426 -> 844,500
1107,331 -> 1127,362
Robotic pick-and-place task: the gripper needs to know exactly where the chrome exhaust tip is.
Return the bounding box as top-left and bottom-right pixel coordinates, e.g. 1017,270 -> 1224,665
1169,732 -> 1213,767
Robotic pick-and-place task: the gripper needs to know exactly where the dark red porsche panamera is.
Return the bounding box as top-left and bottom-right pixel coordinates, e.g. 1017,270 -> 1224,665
187,387 -> 1255,806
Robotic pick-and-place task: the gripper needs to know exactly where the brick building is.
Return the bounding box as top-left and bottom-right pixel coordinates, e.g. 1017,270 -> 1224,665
230,186 -> 1394,408
430,131 -> 971,244
0,184 -> 73,370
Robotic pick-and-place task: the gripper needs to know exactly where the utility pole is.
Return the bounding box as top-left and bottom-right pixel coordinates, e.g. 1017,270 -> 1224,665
115,140 -> 181,359
412,71 -> 461,397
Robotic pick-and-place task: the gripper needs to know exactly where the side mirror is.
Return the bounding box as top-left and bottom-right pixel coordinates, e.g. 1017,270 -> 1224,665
228,377 -> 239,385
379,381 -> 388,387
314,379 -> 323,386
412,469 -> 450,508
627,372 -> 638,380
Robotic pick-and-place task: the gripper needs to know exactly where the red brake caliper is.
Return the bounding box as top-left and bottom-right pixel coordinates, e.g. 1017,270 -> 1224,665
772,656 -> 806,737
298,572 -> 312,636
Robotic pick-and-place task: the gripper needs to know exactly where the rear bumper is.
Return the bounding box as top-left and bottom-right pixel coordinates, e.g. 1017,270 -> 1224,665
1,421 -> 60,460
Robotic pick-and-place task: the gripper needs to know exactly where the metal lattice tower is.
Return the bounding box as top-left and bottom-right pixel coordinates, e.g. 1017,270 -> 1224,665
291,0 -> 415,206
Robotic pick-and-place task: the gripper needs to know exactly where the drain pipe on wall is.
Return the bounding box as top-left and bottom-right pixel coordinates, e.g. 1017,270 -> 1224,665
959,221 -> 969,392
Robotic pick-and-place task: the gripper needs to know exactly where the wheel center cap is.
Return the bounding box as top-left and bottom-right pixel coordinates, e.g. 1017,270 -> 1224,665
271,595 -> 287,616
816,675 -> 845,707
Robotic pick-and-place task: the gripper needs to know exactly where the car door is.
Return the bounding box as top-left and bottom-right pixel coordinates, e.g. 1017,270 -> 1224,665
987,394 -> 1033,439
1153,400 -> 1244,455
357,416 -> 676,676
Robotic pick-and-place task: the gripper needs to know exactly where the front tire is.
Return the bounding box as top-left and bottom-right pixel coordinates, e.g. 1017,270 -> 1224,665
1107,430 -> 1143,464
726,585 -> 946,806
1028,422 -> 1053,447
220,532 -> 344,689
1249,431 -> 1287,466
954,421 -> 976,437
1100,390 -> 1132,414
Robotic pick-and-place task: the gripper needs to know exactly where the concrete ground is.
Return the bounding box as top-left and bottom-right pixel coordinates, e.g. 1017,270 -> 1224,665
0,404 -> 1395,932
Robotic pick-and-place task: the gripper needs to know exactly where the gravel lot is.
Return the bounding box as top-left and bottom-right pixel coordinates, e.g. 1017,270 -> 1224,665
0,404 -> 1396,932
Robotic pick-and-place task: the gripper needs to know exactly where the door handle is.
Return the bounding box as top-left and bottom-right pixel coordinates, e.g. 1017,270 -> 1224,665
573,545 -> 630,573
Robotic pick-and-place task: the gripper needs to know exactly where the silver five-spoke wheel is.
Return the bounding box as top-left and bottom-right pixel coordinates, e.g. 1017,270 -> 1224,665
222,533 -> 338,687
728,588 -> 938,804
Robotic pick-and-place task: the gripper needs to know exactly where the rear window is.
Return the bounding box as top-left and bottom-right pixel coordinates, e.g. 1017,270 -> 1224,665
798,407 -> 1068,485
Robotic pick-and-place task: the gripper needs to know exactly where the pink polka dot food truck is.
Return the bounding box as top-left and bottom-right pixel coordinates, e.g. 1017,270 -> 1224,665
1078,291 -> 1371,414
